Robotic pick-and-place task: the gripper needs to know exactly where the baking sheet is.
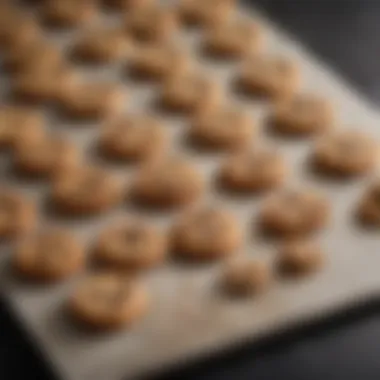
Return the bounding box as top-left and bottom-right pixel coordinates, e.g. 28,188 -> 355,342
1,1 -> 380,380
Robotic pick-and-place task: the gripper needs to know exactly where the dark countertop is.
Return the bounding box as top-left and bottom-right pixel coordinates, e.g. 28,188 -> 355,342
3,1 -> 380,379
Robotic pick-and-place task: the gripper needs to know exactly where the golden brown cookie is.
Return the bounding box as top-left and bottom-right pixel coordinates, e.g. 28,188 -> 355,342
14,228 -> 85,282
221,257 -> 271,296
40,0 -> 99,29
99,114 -> 167,162
0,188 -> 36,239
178,0 -> 235,28
0,105 -> 46,149
71,27 -> 131,64
127,42 -> 191,81
357,179 -> 380,226
269,94 -> 335,136
188,105 -> 254,151
202,19 -> 262,59
94,218 -> 168,270
131,156 -> 204,209
312,130 -> 379,177
103,0 -> 154,11
59,81 -> 126,120
13,133 -> 79,178
171,206 -> 242,261
51,164 -> 124,215
259,188 -> 330,236
125,4 -> 178,43
69,272 -> 148,330
159,71 -> 222,114
11,66 -> 78,104
276,239 -> 324,276
237,54 -> 300,99
3,40 -> 64,75
218,146 -> 287,193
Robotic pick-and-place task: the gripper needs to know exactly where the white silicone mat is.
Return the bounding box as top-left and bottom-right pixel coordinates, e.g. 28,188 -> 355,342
1,1 -> 380,379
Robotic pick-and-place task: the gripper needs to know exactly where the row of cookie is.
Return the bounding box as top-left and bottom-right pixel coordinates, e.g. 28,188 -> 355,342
11,225 -> 324,329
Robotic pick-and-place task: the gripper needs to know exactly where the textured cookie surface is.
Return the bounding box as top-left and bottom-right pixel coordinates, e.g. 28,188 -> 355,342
69,272 -> 148,329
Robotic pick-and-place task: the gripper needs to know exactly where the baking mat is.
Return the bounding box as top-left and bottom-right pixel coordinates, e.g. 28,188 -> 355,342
1,1 -> 380,380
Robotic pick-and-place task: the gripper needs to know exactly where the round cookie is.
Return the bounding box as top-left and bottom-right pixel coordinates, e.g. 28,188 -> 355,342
0,188 -> 36,239
13,133 -> 79,178
188,105 -> 254,151
69,272 -> 148,330
14,228 -> 85,282
59,81 -> 126,120
170,206 -> 242,261
40,0 -> 99,29
276,239 -> 324,276
178,0 -> 235,28
103,0 -> 154,11
131,156 -> 204,209
94,218 -> 168,270
0,105 -> 45,149
125,5 -> 178,43
127,42 -> 191,81
3,40 -> 64,75
51,164 -> 124,215
159,71 -> 222,114
312,130 -> 379,177
270,94 -> 335,136
11,66 -> 78,104
237,54 -> 300,99
221,257 -> 271,296
259,188 -> 330,236
357,179 -> 380,226
202,19 -> 262,59
218,146 -> 287,193
71,27 -> 130,64
99,114 -> 167,162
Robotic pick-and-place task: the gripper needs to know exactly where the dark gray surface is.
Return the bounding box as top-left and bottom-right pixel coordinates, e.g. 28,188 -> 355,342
2,1 -> 380,379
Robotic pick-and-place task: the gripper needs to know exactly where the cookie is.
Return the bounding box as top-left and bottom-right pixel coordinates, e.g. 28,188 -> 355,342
178,0 -> 235,28
170,206 -> 242,261
40,0 -> 99,29
269,94 -> 335,136
357,179 -> 380,226
99,114 -> 167,162
127,42 -> 190,81
218,146 -> 287,193
125,5 -> 178,43
71,27 -> 131,64
188,105 -> 254,151
0,105 -> 46,149
3,40 -> 64,75
13,133 -> 79,178
159,71 -> 222,114
11,66 -> 78,104
202,19 -> 262,59
94,218 -> 168,270
0,188 -> 36,239
276,239 -> 324,276
51,164 -> 124,215
59,81 -> 126,120
69,272 -> 148,329
131,156 -> 204,209
103,0 -> 154,10
237,54 -> 300,99
312,130 -> 379,177
14,228 -> 85,282
221,257 -> 271,296
259,188 -> 330,236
